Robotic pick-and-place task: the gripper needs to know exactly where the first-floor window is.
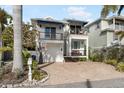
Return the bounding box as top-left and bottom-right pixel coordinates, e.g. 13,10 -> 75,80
72,40 -> 86,49
45,27 -> 51,39
72,41 -> 80,49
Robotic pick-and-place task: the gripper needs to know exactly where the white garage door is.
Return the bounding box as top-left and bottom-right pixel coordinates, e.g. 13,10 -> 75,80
45,43 -> 64,62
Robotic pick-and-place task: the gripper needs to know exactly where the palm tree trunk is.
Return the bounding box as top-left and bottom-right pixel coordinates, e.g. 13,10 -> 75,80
12,5 -> 23,73
0,23 -> 2,62
0,23 -> 2,48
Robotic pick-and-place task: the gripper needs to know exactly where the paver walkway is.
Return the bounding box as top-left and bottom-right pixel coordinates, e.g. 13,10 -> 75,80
41,62 -> 124,87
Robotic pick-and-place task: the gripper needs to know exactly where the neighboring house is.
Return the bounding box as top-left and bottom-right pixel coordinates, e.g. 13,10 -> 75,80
31,17 -> 89,63
85,16 -> 124,50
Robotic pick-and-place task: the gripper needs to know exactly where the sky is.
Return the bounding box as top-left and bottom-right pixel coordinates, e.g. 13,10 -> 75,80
1,5 -> 124,23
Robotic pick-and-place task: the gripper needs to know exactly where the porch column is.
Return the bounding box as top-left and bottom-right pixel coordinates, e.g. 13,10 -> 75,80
75,25 -> 76,34
113,18 -> 115,30
69,37 -> 71,56
86,38 -> 89,60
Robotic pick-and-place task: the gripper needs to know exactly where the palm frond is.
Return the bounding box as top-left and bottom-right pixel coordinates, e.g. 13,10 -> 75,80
118,5 -> 124,15
115,31 -> 124,40
101,5 -> 118,18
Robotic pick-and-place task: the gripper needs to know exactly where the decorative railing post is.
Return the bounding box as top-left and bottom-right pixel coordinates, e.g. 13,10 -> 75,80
28,57 -> 32,81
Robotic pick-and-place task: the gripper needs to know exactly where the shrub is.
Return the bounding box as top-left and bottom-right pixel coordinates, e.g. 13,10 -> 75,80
118,47 -> 124,62
32,60 -> 38,70
0,47 -> 12,52
90,46 -> 124,63
0,47 -> 12,61
104,59 -> 117,66
116,62 -> 124,72
105,47 -> 119,61
22,49 -> 31,66
32,70 -> 46,80
79,58 -> 87,61
90,50 -> 104,62
0,68 -> 3,80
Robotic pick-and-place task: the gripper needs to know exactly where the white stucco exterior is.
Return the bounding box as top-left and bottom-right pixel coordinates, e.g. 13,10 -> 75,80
32,18 -> 89,62
31,18 -> 65,63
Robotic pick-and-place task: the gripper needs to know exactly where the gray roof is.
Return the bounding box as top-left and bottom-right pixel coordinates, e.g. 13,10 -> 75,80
85,16 -> 124,28
64,18 -> 88,24
107,15 -> 124,20
85,18 -> 108,28
31,18 -> 89,26
31,18 -> 68,24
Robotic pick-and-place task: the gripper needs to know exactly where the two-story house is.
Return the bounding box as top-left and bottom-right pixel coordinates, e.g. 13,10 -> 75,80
31,17 -> 89,63
85,16 -> 124,50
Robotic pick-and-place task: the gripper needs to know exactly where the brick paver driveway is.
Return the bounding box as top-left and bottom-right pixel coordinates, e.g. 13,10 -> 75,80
41,62 -> 124,87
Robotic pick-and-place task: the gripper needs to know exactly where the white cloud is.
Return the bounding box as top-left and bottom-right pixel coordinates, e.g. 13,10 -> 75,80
64,6 -> 94,23
67,6 -> 91,18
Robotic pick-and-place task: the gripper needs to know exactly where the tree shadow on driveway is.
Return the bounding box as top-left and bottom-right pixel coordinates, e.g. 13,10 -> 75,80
38,78 -> 124,88
86,79 -> 92,88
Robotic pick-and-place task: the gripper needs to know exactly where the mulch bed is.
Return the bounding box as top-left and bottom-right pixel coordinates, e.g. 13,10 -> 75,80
0,63 -> 28,85
0,62 -> 48,86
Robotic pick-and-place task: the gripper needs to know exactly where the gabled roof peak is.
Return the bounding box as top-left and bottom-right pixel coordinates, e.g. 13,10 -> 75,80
43,16 -> 54,20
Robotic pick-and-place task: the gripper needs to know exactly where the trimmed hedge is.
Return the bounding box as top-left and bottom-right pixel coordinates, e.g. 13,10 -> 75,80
90,45 -> 124,72
90,45 -> 124,62
104,59 -> 117,66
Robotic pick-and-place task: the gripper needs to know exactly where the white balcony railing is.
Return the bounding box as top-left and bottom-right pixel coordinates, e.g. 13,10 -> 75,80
115,25 -> 124,31
109,24 -> 124,31
40,32 -> 63,40
70,30 -> 88,35
71,49 -> 86,56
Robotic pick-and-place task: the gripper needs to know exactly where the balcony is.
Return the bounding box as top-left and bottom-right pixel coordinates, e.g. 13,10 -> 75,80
70,30 -> 88,35
40,32 -> 63,40
109,24 -> 124,31
115,25 -> 124,31
39,32 -> 63,43
71,49 -> 86,56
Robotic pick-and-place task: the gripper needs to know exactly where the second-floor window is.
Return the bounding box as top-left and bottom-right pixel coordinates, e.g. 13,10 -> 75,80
45,27 -> 56,39
70,25 -> 81,34
95,23 -> 100,30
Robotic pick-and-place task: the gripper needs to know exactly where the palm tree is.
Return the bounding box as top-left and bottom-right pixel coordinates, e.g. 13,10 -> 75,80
12,5 -> 23,73
115,31 -> 124,41
101,5 -> 124,18
118,5 -> 124,16
101,5 -> 124,41
101,5 -> 118,18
